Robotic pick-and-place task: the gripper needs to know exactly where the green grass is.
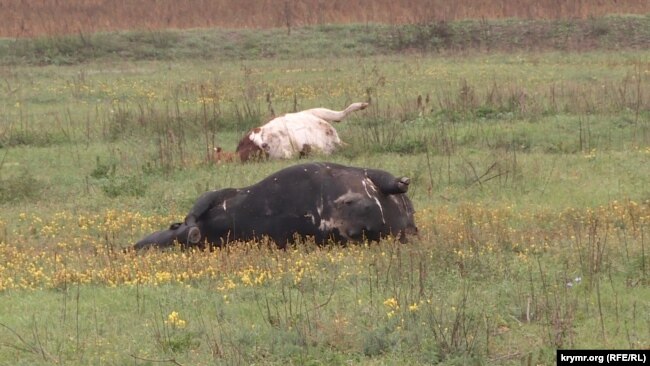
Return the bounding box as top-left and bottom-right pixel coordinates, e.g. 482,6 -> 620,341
1,15 -> 648,66
0,18 -> 649,365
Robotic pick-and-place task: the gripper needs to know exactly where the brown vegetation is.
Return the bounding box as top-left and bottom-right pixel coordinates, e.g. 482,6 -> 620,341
212,147 -> 238,164
1,0 -> 648,38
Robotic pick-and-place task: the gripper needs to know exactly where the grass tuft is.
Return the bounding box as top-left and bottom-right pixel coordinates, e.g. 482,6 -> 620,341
0,170 -> 42,204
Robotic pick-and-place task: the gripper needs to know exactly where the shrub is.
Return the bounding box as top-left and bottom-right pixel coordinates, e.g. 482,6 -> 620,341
101,175 -> 147,198
0,170 -> 42,204
0,129 -> 70,147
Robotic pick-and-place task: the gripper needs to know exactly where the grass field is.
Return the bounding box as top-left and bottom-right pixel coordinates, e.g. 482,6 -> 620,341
0,15 -> 649,365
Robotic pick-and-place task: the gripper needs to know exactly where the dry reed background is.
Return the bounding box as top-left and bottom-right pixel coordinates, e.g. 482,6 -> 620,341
2,0 -> 649,38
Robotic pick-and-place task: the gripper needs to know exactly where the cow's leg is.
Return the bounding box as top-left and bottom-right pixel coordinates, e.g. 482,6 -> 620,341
184,191 -> 215,244
185,225 -> 202,244
184,188 -> 238,244
364,169 -> 410,195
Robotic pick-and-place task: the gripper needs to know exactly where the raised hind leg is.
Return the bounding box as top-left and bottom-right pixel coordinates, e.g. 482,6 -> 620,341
184,188 -> 238,244
364,169 -> 410,195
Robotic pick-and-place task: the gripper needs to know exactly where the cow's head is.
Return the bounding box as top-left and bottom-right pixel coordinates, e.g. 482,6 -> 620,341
133,222 -> 197,250
236,128 -> 268,162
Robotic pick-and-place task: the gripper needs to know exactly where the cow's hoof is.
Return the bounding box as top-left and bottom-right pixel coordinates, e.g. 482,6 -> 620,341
188,226 -> 201,244
397,177 -> 410,192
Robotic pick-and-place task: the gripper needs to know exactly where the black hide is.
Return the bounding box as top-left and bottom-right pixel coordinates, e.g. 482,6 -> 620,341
133,162 -> 417,250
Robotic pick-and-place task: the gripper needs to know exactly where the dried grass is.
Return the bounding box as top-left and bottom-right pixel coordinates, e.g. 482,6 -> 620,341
2,0 -> 648,38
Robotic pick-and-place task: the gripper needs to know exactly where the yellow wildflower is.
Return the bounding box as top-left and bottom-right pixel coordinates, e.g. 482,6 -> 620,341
165,311 -> 186,328
383,297 -> 399,310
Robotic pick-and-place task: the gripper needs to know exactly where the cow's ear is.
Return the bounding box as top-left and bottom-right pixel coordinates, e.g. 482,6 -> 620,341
169,222 -> 183,230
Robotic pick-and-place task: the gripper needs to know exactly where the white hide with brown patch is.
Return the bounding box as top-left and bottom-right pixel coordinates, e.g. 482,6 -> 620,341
245,102 -> 368,160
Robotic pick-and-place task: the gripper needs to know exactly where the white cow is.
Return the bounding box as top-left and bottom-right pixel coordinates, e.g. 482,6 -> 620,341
236,102 -> 369,162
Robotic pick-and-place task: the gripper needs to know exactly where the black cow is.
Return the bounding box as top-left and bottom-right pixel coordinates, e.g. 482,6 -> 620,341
133,162 -> 417,250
